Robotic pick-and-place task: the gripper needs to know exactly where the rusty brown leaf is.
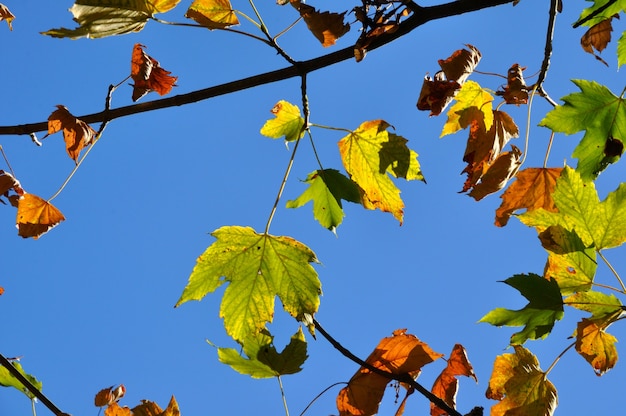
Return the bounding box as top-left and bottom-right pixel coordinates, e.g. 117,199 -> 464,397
430,344 -> 477,416
291,0 -> 349,47
131,44 -> 178,101
45,105 -> 97,163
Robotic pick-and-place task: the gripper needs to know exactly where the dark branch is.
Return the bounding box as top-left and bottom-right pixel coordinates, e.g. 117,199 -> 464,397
313,318 -> 465,416
534,0 -> 560,106
0,0 -> 514,137
0,353 -> 67,416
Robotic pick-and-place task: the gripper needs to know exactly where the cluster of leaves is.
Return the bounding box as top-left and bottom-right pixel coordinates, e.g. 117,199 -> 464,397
95,385 -> 180,416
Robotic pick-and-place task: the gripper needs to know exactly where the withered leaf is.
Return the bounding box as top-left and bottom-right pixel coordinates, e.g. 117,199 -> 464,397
0,170 -> 23,206
438,44 -> 481,85
575,315 -> 620,375
336,329 -> 443,416
468,145 -> 522,201
16,193 -> 65,239
95,385 -> 126,407
430,344 -> 477,416
104,403 -> 132,416
131,44 -> 178,101
581,16 -> 617,66
133,396 -> 180,416
45,105 -> 97,163
416,72 -> 460,116
0,4 -> 14,30
495,167 -> 562,227
496,64 -> 528,105
291,0 -> 349,47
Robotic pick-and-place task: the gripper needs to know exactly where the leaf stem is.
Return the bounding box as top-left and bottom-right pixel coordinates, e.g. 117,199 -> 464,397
519,85 -> 537,167
298,382 -> 347,416
543,131 -> 554,168
544,341 -> 575,375
0,145 -> 15,176
277,375 -> 290,416
598,250 -> 626,293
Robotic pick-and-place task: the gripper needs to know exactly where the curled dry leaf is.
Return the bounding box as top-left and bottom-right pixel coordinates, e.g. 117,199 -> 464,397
352,3 -> 411,61
291,0 -> 349,47
95,385 -> 126,407
131,44 -> 178,101
45,105 -> 97,163
468,145 -> 522,201
16,193 -> 65,239
104,402 -> 132,416
496,64 -> 528,105
430,344 -> 477,416
0,3 -> 14,30
0,170 -> 24,206
581,16 -> 617,66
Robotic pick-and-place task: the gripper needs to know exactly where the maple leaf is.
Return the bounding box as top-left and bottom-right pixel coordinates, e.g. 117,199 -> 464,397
539,80 -> 626,180
0,360 -> 42,400
539,225 -> 597,295
495,63 -> 528,105
581,17 -> 616,66
16,193 -> 66,239
131,44 -> 178,102
291,0 -> 350,47
486,345 -> 557,416
417,45 -> 481,116
0,4 -> 14,30
479,273 -> 564,345
565,291 -> 624,318
44,105 -> 97,163
336,329 -> 443,416
132,396 -> 180,416
104,402 -> 132,416
218,327 -> 307,378
519,166 -> 626,250
42,0 -> 181,39
286,169 -> 362,232
175,226 -> 321,343
95,385 -> 126,407
441,80 -> 494,137
186,0 -> 240,29
260,100 -> 305,142
338,120 -> 424,224
495,167 -> 562,227
430,344 -> 477,416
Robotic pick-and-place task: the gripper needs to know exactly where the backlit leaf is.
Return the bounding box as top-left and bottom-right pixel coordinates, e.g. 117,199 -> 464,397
479,273 -> 564,345
218,327 -> 307,378
618,30 -> 626,67
0,170 -> 24,206
486,346 -> 557,416
430,344 -> 477,416
577,0 -> 624,27
441,80 -> 494,137
575,317 -> 619,375
519,166 -> 626,250
132,396 -> 179,416
105,402 -> 132,416
286,169 -> 362,232
438,44 -> 481,85
539,80 -> 626,180
175,226 -> 321,343
260,100 -> 305,142
16,193 -> 65,239
580,17 -> 615,65
130,44 -> 178,102
565,291 -> 623,318
495,64 -> 528,105
42,0 -> 181,39
95,385 -> 126,407
0,360 -> 42,400
0,4 -> 14,30
467,145 -> 521,201
495,167 -> 561,227
338,120 -> 424,224
186,0 -> 239,29
44,105 -> 97,163
337,329 -> 443,416
291,0 -> 349,47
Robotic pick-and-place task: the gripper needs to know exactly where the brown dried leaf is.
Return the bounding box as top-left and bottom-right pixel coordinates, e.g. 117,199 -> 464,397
496,64 -> 528,105
45,105 -> 97,163
438,44 -> 481,85
133,396 -> 180,416
336,329 -> 443,416
104,403 -> 132,416
416,72 -> 460,116
16,193 -> 65,239
131,44 -> 178,101
430,344 -> 477,416
495,167 -> 562,227
0,3 -> 14,30
291,0 -> 349,47
468,145 -> 522,201
95,385 -> 126,407
581,16 -> 617,66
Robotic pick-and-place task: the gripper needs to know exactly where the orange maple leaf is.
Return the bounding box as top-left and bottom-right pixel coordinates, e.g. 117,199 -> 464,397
104,402 -> 132,416
0,4 -> 14,30
131,44 -> 178,102
581,16 -> 616,66
336,329 -> 443,416
495,167 -> 562,226
45,105 -> 97,163
95,385 -> 126,407
575,317 -> 619,375
16,193 -> 65,239
133,396 -> 180,416
430,344 -> 477,416
291,0 -> 349,47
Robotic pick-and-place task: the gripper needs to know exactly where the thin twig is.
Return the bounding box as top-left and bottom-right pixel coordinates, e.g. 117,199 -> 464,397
544,341 -> 575,375
298,382 -> 347,416
313,318 -> 464,416
277,375 -> 290,416
598,250 -> 626,293
534,0 -> 559,103
0,354 -> 66,416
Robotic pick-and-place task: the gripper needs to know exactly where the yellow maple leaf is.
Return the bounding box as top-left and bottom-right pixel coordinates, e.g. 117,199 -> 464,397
16,193 -> 65,239
186,0 -> 239,29
441,80 -> 494,137
575,317 -> 619,375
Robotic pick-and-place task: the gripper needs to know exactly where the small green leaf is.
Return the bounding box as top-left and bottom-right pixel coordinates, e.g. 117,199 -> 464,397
479,273 -> 564,345
539,80 -> 626,180
176,226 -> 321,343
260,101 -> 305,142
618,31 -> 626,68
286,169 -> 361,232
577,0 -> 626,27
565,291 -> 624,319
0,360 -> 42,400
218,328 -> 308,378
42,0 -> 181,39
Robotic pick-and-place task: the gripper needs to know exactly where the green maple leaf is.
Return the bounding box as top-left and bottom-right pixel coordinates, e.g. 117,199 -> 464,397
565,291 -> 624,319
538,225 -> 597,295
217,327 -> 308,378
338,120 -> 424,224
577,0 -> 626,27
539,80 -> 626,180
479,273 -> 564,345
286,169 -> 362,232
519,166 -> 626,250
176,226 -> 321,343
0,360 -> 42,400
42,0 -> 180,39
260,100 -> 305,142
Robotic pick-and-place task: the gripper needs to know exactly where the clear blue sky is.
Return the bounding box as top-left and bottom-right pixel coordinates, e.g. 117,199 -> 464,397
1,1 -> 625,415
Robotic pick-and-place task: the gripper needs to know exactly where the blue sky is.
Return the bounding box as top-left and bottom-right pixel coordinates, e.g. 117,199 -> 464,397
1,1 -> 625,415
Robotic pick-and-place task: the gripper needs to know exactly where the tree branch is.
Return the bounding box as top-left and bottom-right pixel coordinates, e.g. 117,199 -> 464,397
0,0 -> 514,137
